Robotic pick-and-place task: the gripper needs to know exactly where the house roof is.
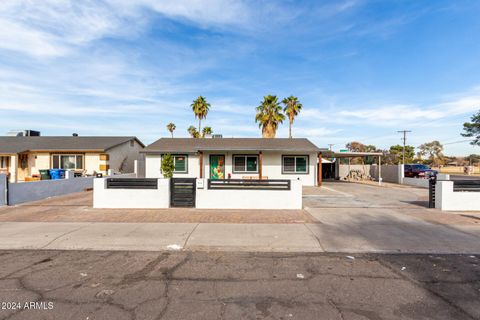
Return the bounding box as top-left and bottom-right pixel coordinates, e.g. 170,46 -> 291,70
143,138 -> 323,153
0,136 -> 144,154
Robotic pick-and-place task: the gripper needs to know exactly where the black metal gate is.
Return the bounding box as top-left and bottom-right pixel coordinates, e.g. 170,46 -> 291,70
428,177 -> 436,208
170,178 -> 196,207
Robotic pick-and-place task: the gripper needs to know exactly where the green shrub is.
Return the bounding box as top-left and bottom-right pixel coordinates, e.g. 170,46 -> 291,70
161,154 -> 175,178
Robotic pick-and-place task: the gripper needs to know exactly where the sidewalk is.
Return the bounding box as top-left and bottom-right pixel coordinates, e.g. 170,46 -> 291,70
1,220 -> 479,253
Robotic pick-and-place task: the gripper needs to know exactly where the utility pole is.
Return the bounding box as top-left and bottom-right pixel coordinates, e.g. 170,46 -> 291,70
397,130 -> 412,164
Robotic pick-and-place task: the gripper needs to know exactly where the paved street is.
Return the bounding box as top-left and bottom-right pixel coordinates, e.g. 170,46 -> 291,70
0,250 -> 478,320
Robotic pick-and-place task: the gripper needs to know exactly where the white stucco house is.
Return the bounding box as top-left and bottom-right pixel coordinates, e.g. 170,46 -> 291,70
142,137 -> 324,186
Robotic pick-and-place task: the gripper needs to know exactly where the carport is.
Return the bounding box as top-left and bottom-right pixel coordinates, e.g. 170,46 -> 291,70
318,151 -> 384,185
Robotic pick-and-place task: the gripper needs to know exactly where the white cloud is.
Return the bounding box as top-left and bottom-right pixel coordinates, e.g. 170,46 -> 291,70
131,0 -> 252,27
0,0 -> 258,58
301,90 -> 480,128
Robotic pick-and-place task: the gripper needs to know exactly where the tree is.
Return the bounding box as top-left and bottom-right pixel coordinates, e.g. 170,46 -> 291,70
166,123 -> 176,138
346,141 -> 366,152
462,110 -> 480,146
466,154 -> 480,165
388,145 -> 415,164
255,95 -> 285,138
187,125 -> 199,138
282,96 -> 302,138
417,141 -> 444,166
202,126 -> 212,138
344,141 -> 380,164
191,96 -> 210,134
161,154 -> 175,178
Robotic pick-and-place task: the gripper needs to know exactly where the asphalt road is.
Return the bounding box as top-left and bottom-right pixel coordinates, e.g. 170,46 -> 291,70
0,251 -> 479,320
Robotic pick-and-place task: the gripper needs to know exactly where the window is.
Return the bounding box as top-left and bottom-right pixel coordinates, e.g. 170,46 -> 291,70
233,155 -> 258,173
130,140 -> 134,147
282,155 -> 308,174
173,155 -> 187,173
52,154 -> 84,170
0,156 -> 9,169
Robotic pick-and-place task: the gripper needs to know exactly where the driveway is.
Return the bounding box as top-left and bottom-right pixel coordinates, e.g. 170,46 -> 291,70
303,182 -> 480,253
0,182 -> 479,253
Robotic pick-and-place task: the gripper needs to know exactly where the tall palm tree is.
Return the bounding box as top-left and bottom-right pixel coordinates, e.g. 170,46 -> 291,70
282,96 -> 302,138
166,122 -> 176,138
191,96 -> 210,133
187,125 -> 199,138
202,126 -> 212,138
255,95 -> 285,138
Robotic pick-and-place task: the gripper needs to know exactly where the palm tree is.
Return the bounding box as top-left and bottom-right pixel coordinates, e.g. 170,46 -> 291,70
282,96 -> 302,138
255,95 -> 285,138
191,96 -> 210,134
166,122 -> 176,138
202,126 -> 212,138
187,125 -> 199,138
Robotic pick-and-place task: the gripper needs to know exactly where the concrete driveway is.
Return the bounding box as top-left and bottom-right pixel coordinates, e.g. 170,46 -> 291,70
303,181 -> 480,253
0,182 -> 479,253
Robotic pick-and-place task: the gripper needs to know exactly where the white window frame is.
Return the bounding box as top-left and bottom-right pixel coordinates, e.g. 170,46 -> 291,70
233,155 -> 259,173
282,155 -> 309,174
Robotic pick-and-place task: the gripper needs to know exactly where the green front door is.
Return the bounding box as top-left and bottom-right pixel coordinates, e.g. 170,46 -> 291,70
210,155 -> 225,179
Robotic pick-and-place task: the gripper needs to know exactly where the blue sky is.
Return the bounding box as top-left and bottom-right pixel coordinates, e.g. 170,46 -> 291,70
1,0 -> 480,155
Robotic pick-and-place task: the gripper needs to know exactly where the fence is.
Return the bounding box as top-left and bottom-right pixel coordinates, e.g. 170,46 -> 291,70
197,178 -> 302,209
207,179 -> 291,190
0,174 -> 7,206
337,164 -> 403,184
434,180 -> 480,211
93,177 -> 303,209
93,177 -> 170,208
402,177 -> 430,188
7,176 -> 94,205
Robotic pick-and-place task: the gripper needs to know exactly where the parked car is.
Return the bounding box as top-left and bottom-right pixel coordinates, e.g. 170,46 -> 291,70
404,164 -> 438,178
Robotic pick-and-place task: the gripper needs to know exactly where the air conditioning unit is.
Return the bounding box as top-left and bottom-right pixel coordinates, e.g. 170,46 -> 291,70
6,130 -> 41,136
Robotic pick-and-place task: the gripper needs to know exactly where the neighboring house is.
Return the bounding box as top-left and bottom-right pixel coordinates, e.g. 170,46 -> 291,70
0,136 -> 144,182
142,138 -> 324,186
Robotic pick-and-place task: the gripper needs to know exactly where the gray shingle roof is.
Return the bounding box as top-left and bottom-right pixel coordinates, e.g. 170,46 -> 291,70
143,138 -> 321,153
0,136 -> 144,154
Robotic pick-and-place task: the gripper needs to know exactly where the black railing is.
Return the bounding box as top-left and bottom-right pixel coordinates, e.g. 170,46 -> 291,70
106,178 -> 158,189
453,180 -> 480,192
207,179 -> 291,190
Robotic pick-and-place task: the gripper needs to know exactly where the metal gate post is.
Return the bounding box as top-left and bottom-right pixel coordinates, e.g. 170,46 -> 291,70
428,176 -> 436,208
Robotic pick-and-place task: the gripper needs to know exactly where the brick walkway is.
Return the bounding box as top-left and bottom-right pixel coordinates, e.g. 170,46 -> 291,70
0,191 -> 314,224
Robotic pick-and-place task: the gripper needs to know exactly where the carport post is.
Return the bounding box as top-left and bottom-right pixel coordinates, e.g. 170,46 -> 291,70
317,152 -> 322,186
378,155 -> 382,185
199,152 -> 203,178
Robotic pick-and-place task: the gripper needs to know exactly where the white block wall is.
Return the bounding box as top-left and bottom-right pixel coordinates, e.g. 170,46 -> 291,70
195,179 -> 302,209
93,178 -> 170,209
435,181 -> 480,211
402,177 -> 430,188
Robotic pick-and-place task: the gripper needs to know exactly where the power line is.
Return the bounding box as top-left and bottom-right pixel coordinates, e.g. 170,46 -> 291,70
443,139 -> 474,145
397,130 -> 412,164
